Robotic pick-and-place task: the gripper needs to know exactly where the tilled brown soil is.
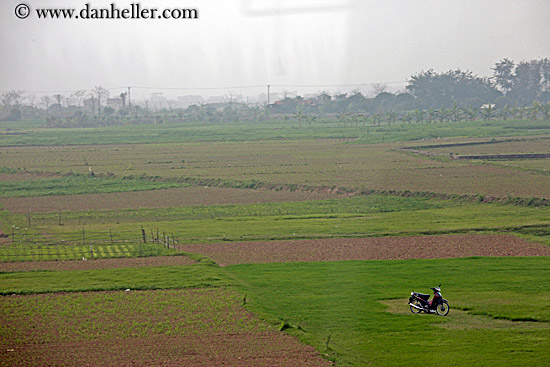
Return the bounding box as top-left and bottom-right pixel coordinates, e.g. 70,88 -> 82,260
0,289 -> 331,367
178,234 -> 550,266
0,333 -> 330,367
0,255 -> 196,272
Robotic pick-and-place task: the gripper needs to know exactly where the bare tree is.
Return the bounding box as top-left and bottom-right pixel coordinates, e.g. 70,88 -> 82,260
13,90 -> 24,106
225,91 -> 238,104
53,94 -> 63,114
26,94 -> 37,108
93,86 -> 109,115
1,90 -> 24,121
40,95 -> 51,112
1,93 -> 11,108
72,90 -> 86,107
1,90 -> 24,108
371,83 -> 388,97
87,92 -> 97,115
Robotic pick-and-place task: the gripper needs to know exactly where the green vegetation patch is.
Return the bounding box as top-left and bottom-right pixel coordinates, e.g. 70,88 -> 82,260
229,257 -> 550,366
0,259 -> 230,295
2,119 -> 550,146
0,288 -> 267,344
0,175 -> 188,198
31,195 -> 449,224
37,202 -> 550,245
0,242 -> 178,262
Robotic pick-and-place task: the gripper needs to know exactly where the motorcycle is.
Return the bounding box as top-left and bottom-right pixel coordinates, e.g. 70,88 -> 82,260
408,284 -> 449,316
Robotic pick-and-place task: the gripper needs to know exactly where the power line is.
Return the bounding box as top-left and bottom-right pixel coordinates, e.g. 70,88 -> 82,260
131,85 -> 266,91
0,80 -> 408,95
270,81 -> 407,88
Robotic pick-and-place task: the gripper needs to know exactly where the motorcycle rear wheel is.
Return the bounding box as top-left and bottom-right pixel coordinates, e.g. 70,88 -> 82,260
436,301 -> 450,316
410,299 -> 422,314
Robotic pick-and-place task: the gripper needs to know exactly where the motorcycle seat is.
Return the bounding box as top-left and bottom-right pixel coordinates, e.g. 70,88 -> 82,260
414,293 -> 430,300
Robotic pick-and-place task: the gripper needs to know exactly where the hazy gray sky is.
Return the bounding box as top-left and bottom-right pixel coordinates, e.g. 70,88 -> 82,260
1,0 -> 549,98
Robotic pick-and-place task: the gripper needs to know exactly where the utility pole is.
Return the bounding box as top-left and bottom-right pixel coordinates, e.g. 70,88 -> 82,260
127,86 -> 131,107
267,84 -> 270,105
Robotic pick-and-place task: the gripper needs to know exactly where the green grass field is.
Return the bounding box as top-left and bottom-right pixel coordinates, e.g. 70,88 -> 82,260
229,257 -> 550,366
0,175 -> 188,198
0,256 -> 227,295
1,118 -> 550,146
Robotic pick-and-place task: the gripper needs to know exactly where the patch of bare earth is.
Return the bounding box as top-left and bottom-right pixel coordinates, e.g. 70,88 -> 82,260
178,234 -> 550,266
0,334 -> 330,367
0,289 -> 331,367
0,255 -> 196,272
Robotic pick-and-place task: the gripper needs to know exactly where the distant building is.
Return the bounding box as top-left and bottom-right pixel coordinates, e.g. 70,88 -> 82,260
64,97 -> 77,107
150,93 -> 168,109
317,93 -> 332,103
82,98 -> 95,112
176,95 -> 203,109
207,95 -> 227,104
106,97 -> 123,109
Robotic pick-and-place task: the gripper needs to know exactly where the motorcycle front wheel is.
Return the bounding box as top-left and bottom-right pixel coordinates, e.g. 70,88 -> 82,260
410,299 -> 422,314
436,301 -> 450,316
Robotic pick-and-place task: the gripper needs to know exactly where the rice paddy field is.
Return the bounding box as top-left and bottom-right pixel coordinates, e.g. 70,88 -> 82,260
2,138 -> 550,198
1,118 -> 550,366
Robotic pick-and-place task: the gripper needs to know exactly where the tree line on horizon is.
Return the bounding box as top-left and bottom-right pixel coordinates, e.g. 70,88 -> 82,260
271,57 -> 550,115
1,58 -> 549,127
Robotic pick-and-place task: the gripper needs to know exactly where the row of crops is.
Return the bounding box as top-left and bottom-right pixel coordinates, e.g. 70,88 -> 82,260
1,227 -> 178,262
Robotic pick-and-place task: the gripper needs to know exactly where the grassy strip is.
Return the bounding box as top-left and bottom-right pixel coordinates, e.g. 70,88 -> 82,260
2,119 -> 550,146
104,175 -> 550,207
100,171 -> 550,207
0,257 -> 229,295
228,257 -> 550,366
0,166 -> 19,174
30,195 -> 449,224
0,175 -> 188,198
36,202 -> 550,245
